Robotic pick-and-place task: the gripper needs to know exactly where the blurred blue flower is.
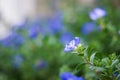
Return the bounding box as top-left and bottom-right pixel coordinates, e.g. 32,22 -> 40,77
34,60 -> 47,70
118,30 -> 120,35
1,32 -> 24,47
114,73 -> 117,77
81,22 -> 101,35
60,32 -> 73,45
48,12 -> 64,34
113,71 -> 119,77
28,26 -> 40,39
89,8 -> 106,20
12,54 -> 23,68
64,37 -> 80,52
60,72 -> 84,80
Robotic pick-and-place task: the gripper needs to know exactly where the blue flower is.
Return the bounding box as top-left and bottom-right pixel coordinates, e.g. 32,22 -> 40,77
1,32 -> 24,47
81,22 -> 101,35
12,54 -> 23,68
64,37 -> 80,52
60,32 -> 73,45
28,26 -> 40,39
89,8 -> 106,20
34,60 -> 47,70
60,72 -> 84,80
13,35 -> 24,47
48,12 -> 64,34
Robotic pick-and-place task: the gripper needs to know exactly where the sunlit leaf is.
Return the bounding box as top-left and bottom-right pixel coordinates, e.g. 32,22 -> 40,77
90,52 -> 96,64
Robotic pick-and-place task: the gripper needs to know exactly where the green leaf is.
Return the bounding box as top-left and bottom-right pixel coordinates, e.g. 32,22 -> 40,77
60,65 -> 71,73
84,47 -> 88,58
75,62 -> 87,71
89,66 -> 105,72
101,58 -> 110,66
90,52 -> 96,64
116,74 -> 120,80
111,59 -> 119,67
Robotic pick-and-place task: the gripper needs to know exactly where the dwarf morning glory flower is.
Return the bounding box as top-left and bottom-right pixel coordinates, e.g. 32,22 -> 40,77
64,37 -> 80,52
60,72 -> 84,80
28,26 -> 40,39
1,32 -> 24,47
60,32 -> 73,45
13,35 -> 24,47
114,73 -> 117,77
34,60 -> 47,70
113,71 -> 119,77
81,22 -> 101,35
89,8 -> 106,20
13,54 -> 23,68
74,37 -> 80,45
48,12 -> 63,34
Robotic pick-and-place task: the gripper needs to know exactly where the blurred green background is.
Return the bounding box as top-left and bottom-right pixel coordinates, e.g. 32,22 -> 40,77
0,0 -> 120,80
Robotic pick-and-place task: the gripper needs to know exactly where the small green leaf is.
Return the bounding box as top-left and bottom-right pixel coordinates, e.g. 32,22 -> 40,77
84,46 -> 94,58
101,57 -> 110,66
89,66 -> 105,72
84,47 -> 88,58
90,52 -> 96,64
116,74 -> 120,80
111,59 -> 119,67
60,65 -> 71,73
75,62 -> 87,71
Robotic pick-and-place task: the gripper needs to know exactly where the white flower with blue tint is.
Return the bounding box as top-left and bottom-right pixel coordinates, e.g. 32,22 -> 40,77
64,37 -> 80,52
89,8 -> 107,20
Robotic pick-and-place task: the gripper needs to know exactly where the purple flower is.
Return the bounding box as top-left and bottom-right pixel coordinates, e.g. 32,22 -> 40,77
64,37 -> 80,52
81,22 -> 101,35
60,32 -> 73,45
89,8 -> 106,20
60,72 -> 84,80
12,54 -> 23,68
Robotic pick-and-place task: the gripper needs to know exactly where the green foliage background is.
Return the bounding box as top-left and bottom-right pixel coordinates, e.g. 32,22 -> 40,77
0,0 -> 120,80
